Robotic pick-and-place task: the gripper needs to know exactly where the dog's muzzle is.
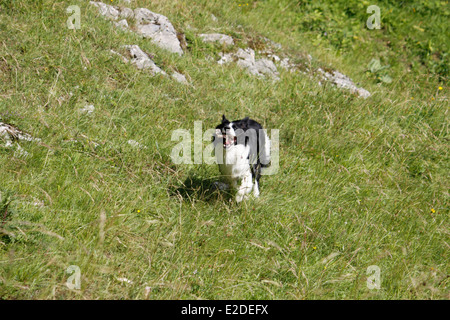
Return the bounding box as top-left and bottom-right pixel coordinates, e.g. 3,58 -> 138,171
216,129 -> 236,148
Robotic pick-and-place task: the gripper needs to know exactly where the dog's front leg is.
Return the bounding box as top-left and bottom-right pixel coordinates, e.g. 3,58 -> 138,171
235,174 -> 253,203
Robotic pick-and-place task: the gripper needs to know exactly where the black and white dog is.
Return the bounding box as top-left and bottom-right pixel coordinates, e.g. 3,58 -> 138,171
213,115 -> 271,202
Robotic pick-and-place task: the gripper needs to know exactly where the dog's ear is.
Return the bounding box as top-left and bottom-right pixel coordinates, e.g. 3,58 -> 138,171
222,114 -> 228,123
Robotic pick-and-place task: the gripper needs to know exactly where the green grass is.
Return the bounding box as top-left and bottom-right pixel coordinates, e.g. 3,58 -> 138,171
0,0 -> 448,299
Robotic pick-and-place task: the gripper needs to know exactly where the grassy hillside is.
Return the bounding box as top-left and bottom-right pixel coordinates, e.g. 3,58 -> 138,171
0,0 -> 448,299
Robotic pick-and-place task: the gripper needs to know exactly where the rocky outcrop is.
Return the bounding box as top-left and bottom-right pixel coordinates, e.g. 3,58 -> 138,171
171,71 -> 189,85
218,48 -> 280,80
90,1 -> 183,55
318,69 -> 371,98
111,45 -> 189,84
198,33 -> 234,46
113,19 -> 129,30
90,1 -> 370,97
125,45 -> 167,74
89,1 -> 122,20
133,8 -> 183,55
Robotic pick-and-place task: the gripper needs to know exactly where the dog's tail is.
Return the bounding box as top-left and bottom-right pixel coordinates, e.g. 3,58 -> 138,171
259,129 -> 271,168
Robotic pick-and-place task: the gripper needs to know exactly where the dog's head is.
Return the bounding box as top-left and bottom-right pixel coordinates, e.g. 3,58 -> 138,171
214,115 -> 250,149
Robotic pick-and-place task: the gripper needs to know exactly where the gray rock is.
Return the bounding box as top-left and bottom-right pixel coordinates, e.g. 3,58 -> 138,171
319,69 -> 371,98
235,47 -> 255,62
219,48 -> 280,80
120,7 -> 134,19
254,58 -> 279,80
89,1 -> 120,20
134,8 -> 183,55
198,33 -> 234,46
267,54 -> 281,62
90,2 -> 183,55
217,52 -> 234,65
235,48 -> 259,75
0,124 -> 14,147
356,87 -> 371,99
171,71 -> 189,84
279,57 -> 296,72
125,45 -> 167,75
0,122 -> 40,149
114,19 -> 129,30
112,45 -> 188,84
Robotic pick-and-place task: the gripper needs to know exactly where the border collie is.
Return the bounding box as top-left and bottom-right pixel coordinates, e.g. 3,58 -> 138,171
213,115 -> 270,202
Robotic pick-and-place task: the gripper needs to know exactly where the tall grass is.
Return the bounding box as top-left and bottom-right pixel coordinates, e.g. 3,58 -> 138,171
0,0 -> 448,299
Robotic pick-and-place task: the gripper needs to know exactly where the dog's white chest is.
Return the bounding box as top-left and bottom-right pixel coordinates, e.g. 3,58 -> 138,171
218,144 -> 251,182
